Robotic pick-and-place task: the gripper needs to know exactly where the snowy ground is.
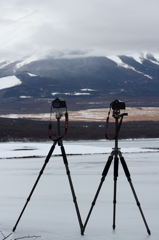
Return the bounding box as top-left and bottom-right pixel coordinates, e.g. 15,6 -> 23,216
0,139 -> 159,240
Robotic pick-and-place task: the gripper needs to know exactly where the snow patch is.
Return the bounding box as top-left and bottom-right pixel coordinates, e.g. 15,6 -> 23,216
51,92 -> 91,96
119,62 -> 153,79
15,56 -> 39,69
130,53 -> 144,64
107,55 -> 123,65
20,96 -> 32,99
74,92 -> 90,95
0,61 -> 13,69
153,53 -> 159,62
108,53 -> 145,65
0,76 -> 21,90
107,54 -> 153,79
81,88 -> 96,91
52,92 -> 60,96
27,72 -> 37,77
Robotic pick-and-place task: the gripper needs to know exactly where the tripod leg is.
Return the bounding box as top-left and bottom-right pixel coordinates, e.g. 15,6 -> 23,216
112,156 -> 119,230
60,144 -> 83,234
12,141 -> 57,232
119,152 -> 151,235
81,153 -> 114,235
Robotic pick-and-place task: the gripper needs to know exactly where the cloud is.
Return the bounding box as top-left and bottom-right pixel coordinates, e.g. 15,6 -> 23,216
1,0 -> 159,61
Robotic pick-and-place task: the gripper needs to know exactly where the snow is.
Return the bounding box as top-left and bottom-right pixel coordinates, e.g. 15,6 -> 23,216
107,55 -> 123,65
51,92 -> 91,96
120,63 -> 153,79
0,61 -> 13,69
153,53 -> 159,62
107,54 -> 153,79
52,92 -> 60,96
74,93 -> 90,95
0,139 -> 158,240
129,53 -> 143,64
27,73 -> 37,77
0,76 -> 21,90
81,89 -> 96,92
15,56 -> 40,69
19,96 -> 32,99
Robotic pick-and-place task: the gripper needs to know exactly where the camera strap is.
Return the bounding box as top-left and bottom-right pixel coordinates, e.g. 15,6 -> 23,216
105,108 -> 123,140
48,106 -> 68,142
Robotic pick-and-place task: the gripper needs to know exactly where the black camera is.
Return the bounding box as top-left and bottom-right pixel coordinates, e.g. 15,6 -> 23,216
52,97 -> 66,108
111,99 -> 125,110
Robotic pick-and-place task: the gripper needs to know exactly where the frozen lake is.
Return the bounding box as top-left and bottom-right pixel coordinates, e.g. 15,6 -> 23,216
0,139 -> 159,240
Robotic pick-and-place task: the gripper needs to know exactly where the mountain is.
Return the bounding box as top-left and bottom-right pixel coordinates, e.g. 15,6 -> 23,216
0,53 -> 159,113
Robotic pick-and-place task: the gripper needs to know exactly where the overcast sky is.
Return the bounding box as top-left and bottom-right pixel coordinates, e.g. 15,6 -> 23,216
1,0 -> 159,61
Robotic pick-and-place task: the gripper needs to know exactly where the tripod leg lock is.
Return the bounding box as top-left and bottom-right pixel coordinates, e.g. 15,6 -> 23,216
136,201 -> 140,207
27,197 -> 31,202
102,155 -> 113,176
101,176 -> 105,182
40,169 -> 44,175
72,196 -> 77,203
66,169 -> 70,175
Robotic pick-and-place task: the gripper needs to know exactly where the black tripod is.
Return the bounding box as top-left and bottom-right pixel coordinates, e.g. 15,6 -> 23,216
81,110 -> 151,235
12,108 -> 83,233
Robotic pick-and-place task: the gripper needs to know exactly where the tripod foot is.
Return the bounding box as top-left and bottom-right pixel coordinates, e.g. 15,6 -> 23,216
147,229 -> 151,235
81,231 -> 84,236
112,225 -> 115,230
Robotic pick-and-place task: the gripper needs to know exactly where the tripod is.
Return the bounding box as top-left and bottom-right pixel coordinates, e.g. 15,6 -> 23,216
81,110 -> 151,235
12,108 -> 83,233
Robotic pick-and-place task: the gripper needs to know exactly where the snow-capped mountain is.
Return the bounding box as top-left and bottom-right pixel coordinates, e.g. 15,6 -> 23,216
0,52 -> 159,113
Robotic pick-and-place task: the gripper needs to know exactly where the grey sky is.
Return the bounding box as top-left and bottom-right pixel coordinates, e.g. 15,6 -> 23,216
0,0 -> 159,60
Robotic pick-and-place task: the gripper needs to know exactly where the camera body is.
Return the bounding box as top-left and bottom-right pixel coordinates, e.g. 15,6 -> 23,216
52,97 -> 66,108
111,99 -> 125,110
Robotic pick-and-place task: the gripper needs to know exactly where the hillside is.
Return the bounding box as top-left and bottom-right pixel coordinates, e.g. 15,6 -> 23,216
0,53 -> 159,114
10,55 -> 159,99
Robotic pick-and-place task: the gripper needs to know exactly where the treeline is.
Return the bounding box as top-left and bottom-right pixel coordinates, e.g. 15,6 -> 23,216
0,118 -> 159,142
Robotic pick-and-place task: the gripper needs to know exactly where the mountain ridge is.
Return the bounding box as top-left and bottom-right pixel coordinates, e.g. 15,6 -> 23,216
0,53 -> 159,113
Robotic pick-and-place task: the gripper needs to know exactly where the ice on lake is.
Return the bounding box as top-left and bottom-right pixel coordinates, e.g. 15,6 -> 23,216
0,139 -> 159,240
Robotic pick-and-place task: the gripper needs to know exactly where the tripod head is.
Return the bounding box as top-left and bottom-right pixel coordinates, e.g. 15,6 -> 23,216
112,110 -> 128,119
55,108 -> 63,120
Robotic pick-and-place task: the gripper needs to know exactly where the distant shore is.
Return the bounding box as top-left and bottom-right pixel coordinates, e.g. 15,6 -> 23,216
0,107 -> 159,122
0,117 -> 158,141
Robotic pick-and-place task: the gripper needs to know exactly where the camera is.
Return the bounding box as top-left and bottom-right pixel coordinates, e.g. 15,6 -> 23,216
111,99 -> 125,110
52,97 -> 66,108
